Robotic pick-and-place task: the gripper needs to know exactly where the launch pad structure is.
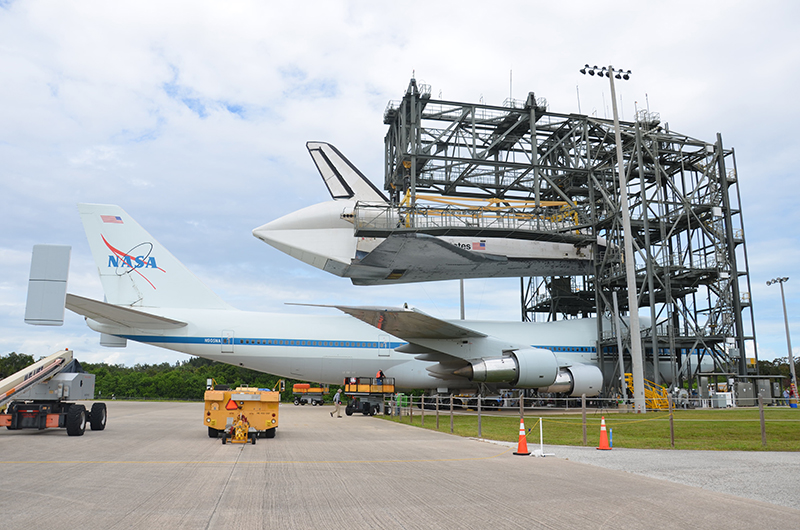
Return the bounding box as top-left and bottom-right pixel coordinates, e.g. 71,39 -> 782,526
371,78 -> 757,392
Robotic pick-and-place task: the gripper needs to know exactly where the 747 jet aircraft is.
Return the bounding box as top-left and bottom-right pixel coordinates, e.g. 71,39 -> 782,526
52,203 -> 635,396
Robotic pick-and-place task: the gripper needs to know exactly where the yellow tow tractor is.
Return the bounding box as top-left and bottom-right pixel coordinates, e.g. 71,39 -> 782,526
203,379 -> 283,443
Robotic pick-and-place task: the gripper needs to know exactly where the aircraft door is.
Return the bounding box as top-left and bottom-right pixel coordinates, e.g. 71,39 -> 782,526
221,330 -> 234,353
378,334 -> 391,357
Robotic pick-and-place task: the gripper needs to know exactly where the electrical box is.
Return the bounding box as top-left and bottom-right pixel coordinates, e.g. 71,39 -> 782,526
733,382 -> 754,406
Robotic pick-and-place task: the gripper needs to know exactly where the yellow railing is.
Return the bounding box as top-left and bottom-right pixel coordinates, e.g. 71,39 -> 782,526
625,373 -> 670,410
366,191 -> 580,232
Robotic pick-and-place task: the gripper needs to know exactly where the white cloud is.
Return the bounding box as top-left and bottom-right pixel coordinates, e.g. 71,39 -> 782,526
2,0 -> 799,365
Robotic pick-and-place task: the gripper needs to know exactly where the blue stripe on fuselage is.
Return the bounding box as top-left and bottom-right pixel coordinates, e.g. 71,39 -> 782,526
115,335 -> 597,353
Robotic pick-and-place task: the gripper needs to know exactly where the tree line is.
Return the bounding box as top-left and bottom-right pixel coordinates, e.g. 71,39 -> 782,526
0,352 -> 316,402
3,352 -> 798,400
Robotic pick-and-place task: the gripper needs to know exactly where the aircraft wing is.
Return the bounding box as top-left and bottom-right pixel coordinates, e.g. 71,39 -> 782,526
330,305 -> 486,340
66,294 -> 187,329
327,304 -> 528,381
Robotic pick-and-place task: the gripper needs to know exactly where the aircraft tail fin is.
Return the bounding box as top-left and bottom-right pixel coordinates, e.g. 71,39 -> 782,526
77,203 -> 231,310
306,142 -> 387,203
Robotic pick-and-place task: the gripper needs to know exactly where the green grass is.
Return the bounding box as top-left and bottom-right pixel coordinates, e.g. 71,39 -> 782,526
382,408 -> 800,451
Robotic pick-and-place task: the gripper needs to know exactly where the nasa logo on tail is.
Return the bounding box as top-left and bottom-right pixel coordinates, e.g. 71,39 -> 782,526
101,234 -> 165,289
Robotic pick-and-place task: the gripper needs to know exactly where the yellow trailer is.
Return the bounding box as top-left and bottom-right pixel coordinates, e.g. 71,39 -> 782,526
204,384 -> 280,441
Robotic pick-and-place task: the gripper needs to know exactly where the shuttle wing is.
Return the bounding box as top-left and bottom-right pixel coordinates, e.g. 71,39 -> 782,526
352,233 -> 507,284
350,233 -> 593,285
66,294 -> 187,329
358,233 -> 506,269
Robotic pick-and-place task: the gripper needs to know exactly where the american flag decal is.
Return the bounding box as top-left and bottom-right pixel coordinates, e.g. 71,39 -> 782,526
472,241 -> 486,250
101,215 -> 123,224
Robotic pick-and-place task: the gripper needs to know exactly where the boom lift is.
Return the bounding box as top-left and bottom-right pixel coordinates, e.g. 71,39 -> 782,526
0,349 -> 107,436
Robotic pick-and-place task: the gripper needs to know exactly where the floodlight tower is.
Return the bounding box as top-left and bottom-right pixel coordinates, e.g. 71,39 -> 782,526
580,64 -> 646,413
767,277 -> 798,404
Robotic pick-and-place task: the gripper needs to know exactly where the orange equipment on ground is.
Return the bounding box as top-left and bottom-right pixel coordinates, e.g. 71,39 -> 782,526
292,383 -> 329,406
513,417 -> 531,456
343,376 -> 396,416
597,416 -> 611,450
204,385 -> 279,442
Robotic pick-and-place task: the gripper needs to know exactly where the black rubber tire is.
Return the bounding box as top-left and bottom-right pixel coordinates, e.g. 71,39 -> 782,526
66,404 -> 86,436
300,401 -> 306,406
264,428 -> 276,438
208,427 -> 220,438
90,402 -> 107,431
311,401 -> 317,406
251,434 -> 256,445
222,434 -> 227,445
293,399 -> 299,405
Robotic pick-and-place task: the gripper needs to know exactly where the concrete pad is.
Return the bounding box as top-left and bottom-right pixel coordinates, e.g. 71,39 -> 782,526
0,401 -> 797,529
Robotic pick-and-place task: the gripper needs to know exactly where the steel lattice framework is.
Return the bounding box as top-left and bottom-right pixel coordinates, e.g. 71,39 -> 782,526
382,79 -> 757,391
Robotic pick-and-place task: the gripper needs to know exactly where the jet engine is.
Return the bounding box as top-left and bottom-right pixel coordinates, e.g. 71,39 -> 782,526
454,348 -> 559,388
539,363 -> 603,397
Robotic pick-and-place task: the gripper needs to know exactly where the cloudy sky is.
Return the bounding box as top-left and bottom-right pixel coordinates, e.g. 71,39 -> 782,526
2,0 -> 799,368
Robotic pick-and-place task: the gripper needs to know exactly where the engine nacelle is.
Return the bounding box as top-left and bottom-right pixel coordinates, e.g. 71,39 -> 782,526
455,348 -> 559,388
539,363 -> 603,397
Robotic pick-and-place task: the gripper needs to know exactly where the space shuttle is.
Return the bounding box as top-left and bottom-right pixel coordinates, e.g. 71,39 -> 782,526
253,143 -> 601,285
26,203 -> 623,395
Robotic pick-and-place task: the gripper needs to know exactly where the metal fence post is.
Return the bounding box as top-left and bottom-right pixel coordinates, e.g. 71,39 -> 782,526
668,394 -> 675,448
477,393 -> 482,439
436,394 -> 440,430
450,394 -> 454,434
759,395 -> 767,448
581,394 -> 587,446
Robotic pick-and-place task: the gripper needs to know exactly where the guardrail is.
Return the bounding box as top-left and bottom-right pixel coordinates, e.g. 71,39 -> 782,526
354,202 -> 584,236
382,393 -> 796,449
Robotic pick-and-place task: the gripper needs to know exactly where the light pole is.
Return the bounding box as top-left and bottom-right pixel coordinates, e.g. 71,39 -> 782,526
580,64 -> 646,413
767,277 -> 798,406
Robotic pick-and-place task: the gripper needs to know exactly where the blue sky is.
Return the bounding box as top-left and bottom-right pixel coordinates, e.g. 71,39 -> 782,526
1,0 -> 799,366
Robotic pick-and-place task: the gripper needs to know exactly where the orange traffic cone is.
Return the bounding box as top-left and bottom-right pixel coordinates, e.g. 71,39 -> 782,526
597,416 -> 611,450
513,417 -> 531,456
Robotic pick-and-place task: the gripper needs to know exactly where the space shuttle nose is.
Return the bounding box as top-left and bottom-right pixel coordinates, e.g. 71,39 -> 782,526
454,365 -> 474,379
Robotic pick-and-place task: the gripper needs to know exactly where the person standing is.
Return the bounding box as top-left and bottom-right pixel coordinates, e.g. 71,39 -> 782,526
331,388 -> 342,418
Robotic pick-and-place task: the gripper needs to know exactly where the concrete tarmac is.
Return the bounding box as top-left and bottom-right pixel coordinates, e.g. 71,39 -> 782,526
0,401 -> 797,529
